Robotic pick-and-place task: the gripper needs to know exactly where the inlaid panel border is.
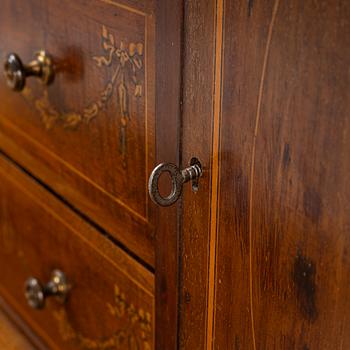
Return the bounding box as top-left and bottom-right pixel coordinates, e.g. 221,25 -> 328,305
100,0 -> 147,16
206,0 -> 225,348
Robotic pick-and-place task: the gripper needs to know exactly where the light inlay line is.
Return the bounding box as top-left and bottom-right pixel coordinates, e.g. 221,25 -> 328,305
248,1 -> 280,349
99,0 -> 146,16
206,0 -> 225,348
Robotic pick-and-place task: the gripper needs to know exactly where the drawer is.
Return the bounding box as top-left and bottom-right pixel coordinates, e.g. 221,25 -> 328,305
0,155 -> 155,350
0,0 -> 156,266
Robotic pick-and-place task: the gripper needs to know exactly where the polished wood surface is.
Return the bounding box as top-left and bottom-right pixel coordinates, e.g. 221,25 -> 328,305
0,0 -> 156,266
0,1 -> 182,348
178,0 -> 218,348
0,1 -> 349,349
154,0 -> 183,348
177,0 -> 350,348
0,297 -> 48,350
214,0 -> 350,348
0,154 -> 154,350
0,308 -> 36,350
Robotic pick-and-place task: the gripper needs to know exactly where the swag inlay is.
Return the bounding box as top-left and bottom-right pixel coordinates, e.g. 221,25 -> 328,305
22,25 -> 144,167
53,284 -> 152,349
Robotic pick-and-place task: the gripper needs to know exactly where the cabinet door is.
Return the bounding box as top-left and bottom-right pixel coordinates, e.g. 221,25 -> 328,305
179,0 -> 350,348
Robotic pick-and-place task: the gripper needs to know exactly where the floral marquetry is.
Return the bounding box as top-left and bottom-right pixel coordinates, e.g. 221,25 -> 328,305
53,285 -> 152,350
22,25 -> 144,167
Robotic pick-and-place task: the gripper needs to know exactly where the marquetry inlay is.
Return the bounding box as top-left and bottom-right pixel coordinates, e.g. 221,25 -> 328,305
53,284 -> 152,350
22,25 -> 144,166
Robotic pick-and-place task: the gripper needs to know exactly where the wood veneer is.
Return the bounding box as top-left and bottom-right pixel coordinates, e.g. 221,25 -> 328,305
0,154 -> 154,350
0,308 -> 35,350
178,0 -> 350,348
0,0 -> 156,267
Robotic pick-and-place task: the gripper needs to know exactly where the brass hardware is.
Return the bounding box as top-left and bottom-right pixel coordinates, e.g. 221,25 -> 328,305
4,51 -> 55,91
25,269 -> 70,309
148,158 -> 202,207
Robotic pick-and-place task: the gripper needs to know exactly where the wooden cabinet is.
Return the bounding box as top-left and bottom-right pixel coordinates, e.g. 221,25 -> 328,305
0,0 -> 349,349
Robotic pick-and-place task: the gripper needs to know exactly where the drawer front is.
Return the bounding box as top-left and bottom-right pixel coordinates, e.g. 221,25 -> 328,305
0,0 -> 155,266
0,155 -> 154,350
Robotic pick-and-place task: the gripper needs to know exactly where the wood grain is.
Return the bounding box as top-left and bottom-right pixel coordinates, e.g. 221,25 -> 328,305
0,153 -> 154,350
0,1 -> 183,348
0,309 -> 36,350
1,1 -> 349,349
0,0 -> 156,267
154,0 -> 183,348
212,0 -> 350,348
0,298 -> 49,350
179,0 -> 218,348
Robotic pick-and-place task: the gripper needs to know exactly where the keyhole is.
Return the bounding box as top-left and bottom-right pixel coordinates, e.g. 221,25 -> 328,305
190,157 -> 202,192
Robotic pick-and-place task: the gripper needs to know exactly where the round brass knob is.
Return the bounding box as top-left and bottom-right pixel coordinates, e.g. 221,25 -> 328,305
4,51 -> 55,91
148,159 -> 202,207
25,270 -> 70,309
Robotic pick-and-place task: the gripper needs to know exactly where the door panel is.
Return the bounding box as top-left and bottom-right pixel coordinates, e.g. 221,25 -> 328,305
213,0 -> 350,349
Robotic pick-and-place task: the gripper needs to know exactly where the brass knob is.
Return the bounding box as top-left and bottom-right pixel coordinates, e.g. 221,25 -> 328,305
4,51 -> 55,91
148,159 -> 202,207
25,270 -> 70,309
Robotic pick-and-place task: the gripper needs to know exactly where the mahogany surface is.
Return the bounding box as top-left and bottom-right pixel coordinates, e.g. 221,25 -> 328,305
0,0 -> 156,267
214,0 -> 350,348
0,308 -> 35,350
179,0 -> 218,348
0,0 -> 349,349
178,0 -> 350,348
0,154 -> 154,350
154,0 -> 183,348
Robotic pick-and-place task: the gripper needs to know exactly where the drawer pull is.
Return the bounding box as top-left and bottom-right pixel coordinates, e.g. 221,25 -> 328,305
25,270 -> 70,309
148,158 -> 202,207
4,51 -> 55,91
